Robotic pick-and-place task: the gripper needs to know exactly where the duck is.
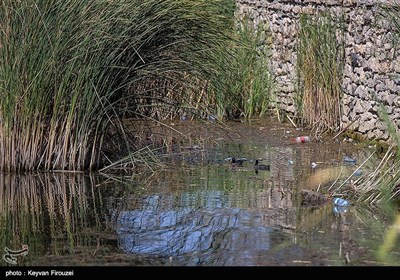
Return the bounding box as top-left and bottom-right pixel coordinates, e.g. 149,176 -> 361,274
230,157 -> 245,167
254,159 -> 270,171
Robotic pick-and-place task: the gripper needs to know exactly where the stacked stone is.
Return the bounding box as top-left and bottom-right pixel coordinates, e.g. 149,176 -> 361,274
342,2 -> 400,141
236,0 -> 400,143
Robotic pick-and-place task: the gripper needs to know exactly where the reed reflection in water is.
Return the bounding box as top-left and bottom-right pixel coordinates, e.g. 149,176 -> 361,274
0,172 -> 107,265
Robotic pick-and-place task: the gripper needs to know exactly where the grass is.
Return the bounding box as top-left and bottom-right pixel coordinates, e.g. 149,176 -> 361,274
213,17 -> 274,120
0,0 -> 235,171
296,12 -> 344,134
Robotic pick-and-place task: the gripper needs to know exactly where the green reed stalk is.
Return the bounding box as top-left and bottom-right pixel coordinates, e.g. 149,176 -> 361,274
210,17 -> 274,120
297,12 -> 344,133
0,0 -> 234,171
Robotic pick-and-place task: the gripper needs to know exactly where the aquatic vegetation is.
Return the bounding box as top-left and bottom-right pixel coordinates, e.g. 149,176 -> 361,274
0,0 -> 235,171
216,17 -> 274,120
297,12 -> 344,134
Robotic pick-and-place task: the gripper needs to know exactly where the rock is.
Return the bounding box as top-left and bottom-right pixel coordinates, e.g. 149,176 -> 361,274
376,120 -> 389,130
353,99 -> 364,114
354,85 -> 368,99
358,118 -> 377,133
360,111 -> 373,122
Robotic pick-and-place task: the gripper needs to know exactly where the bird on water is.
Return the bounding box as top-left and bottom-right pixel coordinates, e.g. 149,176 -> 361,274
254,159 -> 270,171
230,157 -> 245,167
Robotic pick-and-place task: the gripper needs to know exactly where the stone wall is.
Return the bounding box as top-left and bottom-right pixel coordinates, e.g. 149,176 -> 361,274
236,0 -> 400,143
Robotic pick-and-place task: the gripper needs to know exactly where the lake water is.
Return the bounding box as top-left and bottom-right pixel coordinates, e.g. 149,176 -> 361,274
1,120 -> 399,266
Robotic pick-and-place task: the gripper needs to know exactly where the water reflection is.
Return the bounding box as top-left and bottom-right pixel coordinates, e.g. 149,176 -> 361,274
107,138 -> 400,266
116,200 -> 284,265
0,173 -> 108,265
0,136 -> 399,266
110,174 -> 399,265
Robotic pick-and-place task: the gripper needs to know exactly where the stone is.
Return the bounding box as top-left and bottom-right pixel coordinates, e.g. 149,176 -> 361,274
292,6 -> 300,14
375,81 -> 385,92
365,41 -> 374,56
343,104 -> 351,115
358,118 -> 377,133
365,78 -> 374,88
365,57 -> 379,72
384,43 -> 392,51
360,111 -> 373,122
376,121 -> 389,130
353,99 -> 364,114
286,105 -> 296,113
354,44 -> 366,54
344,64 -> 353,75
386,94 -> 396,106
395,96 -> 400,107
367,129 -> 377,139
379,62 -> 390,74
354,85 -> 367,99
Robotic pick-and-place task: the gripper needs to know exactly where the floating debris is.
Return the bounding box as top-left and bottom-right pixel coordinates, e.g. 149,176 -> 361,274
300,189 -> 329,207
333,197 -> 350,207
333,206 -> 349,214
343,156 -> 356,165
294,136 -> 310,143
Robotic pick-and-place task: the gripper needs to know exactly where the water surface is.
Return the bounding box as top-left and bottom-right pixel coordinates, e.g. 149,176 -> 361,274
1,121 -> 399,266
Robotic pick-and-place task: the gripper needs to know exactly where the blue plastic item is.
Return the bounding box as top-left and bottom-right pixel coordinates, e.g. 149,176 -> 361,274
333,197 -> 350,207
333,206 -> 349,214
343,156 -> 356,165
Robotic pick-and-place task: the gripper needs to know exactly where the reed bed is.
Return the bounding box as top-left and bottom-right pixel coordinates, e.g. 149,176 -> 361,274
0,0 -> 235,171
228,18 -> 274,120
297,12 -> 344,134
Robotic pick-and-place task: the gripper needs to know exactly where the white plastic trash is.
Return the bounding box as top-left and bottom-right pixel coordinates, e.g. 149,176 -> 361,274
333,197 -> 350,207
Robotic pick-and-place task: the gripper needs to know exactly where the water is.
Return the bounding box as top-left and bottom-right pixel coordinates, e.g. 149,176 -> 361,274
0,121 -> 399,266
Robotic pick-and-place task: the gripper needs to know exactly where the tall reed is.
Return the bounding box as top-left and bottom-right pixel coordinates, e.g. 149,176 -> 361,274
0,0 -> 234,171
297,12 -> 344,133
211,17 -> 274,120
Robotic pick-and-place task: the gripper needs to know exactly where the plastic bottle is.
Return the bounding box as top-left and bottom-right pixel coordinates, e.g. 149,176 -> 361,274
333,197 -> 350,207
294,136 -> 310,143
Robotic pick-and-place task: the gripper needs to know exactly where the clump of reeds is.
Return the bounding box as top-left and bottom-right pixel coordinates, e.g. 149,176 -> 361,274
0,0 -> 234,171
329,147 -> 399,204
213,17 -> 274,120
297,12 -> 344,134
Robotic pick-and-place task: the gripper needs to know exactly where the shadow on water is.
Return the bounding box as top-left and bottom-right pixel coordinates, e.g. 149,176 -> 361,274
1,121 -> 399,266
